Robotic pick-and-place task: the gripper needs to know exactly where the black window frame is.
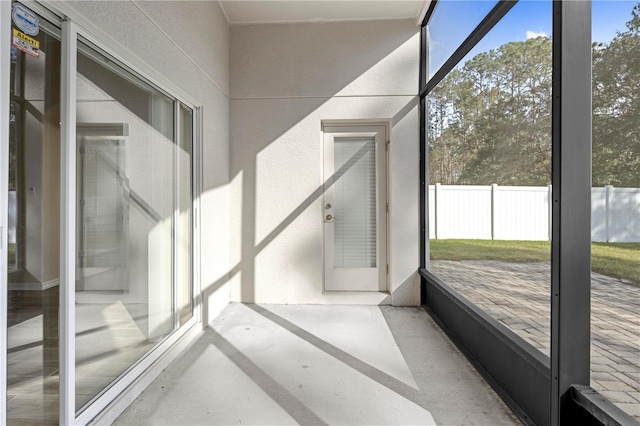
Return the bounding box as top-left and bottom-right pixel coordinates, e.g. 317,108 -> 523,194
418,1 -> 635,424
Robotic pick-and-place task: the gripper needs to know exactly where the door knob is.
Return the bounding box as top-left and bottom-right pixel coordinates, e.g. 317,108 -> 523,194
325,214 -> 334,221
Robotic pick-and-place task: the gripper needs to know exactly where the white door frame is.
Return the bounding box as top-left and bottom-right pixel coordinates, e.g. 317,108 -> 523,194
322,123 -> 389,292
0,2 -> 12,423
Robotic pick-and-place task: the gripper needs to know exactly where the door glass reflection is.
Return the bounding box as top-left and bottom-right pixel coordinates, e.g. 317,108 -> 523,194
6,4 -> 61,424
75,40 -> 193,412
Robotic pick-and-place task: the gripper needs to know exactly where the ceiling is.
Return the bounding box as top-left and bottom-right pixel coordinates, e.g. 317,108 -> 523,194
219,1 -> 429,25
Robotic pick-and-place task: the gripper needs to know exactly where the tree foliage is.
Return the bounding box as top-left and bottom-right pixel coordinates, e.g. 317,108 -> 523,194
592,3 -> 640,187
429,3 -> 640,188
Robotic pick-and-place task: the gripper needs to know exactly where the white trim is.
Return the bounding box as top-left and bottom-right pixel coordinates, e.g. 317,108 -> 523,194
8,279 -> 60,291
38,0 -> 207,108
217,0 -> 231,25
322,119 -> 392,138
320,121 -> 391,294
173,100 -> 180,331
0,2 -> 12,423
228,16 -> 421,26
60,17 -> 78,426
194,107 -> 204,324
322,124 -> 389,292
44,278 -> 60,289
231,94 -> 414,101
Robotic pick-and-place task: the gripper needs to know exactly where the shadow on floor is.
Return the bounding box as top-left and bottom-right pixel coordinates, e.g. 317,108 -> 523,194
114,303 -> 520,425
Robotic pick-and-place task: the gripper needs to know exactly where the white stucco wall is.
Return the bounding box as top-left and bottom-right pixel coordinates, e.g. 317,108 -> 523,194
61,0 -> 231,325
230,20 -> 420,305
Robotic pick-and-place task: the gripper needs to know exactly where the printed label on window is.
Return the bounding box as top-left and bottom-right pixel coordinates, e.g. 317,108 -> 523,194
12,28 -> 40,58
12,3 -> 39,36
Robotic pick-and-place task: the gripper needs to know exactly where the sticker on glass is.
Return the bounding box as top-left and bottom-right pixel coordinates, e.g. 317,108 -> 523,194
12,3 -> 39,36
12,28 -> 40,58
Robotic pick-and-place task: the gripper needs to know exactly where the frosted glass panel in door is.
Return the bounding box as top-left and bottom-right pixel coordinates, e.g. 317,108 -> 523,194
333,137 -> 377,268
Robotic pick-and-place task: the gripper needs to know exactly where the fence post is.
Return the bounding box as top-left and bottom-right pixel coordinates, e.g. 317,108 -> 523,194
605,185 -> 613,243
434,183 -> 440,239
548,184 -> 553,241
491,183 -> 498,240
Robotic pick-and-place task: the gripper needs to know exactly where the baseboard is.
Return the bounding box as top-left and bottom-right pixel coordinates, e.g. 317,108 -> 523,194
8,278 -> 59,291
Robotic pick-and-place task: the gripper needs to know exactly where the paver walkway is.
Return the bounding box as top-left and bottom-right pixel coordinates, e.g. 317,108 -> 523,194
430,260 -> 640,421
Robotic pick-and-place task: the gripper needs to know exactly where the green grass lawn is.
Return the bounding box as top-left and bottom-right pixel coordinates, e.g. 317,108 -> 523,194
430,239 -> 640,284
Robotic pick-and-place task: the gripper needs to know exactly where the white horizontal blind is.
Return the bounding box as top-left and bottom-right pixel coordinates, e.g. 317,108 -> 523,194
333,137 -> 377,268
79,139 -> 125,269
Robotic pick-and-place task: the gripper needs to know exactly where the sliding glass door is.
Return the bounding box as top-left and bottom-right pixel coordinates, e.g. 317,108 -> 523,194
5,9 -> 62,424
2,2 -> 198,423
74,40 -> 194,412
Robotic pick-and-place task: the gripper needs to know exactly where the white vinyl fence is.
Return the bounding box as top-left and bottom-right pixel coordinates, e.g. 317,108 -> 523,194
428,184 -> 640,242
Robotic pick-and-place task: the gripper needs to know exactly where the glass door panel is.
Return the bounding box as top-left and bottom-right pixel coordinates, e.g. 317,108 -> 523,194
75,40 -> 194,413
4,6 -> 196,420
6,3 -> 61,424
333,137 -> 377,268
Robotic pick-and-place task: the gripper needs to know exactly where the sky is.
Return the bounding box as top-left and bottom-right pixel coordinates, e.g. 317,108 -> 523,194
428,0 -> 638,77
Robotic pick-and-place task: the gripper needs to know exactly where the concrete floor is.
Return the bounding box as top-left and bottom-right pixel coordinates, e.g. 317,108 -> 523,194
115,303 -> 521,425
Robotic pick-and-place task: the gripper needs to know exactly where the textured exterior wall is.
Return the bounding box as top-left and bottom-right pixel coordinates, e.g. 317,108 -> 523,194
62,0 -> 231,324
230,20 -> 420,305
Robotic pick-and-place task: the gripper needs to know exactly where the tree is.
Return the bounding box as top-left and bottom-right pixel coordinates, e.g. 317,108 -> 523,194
429,2 -> 640,188
429,36 -> 552,185
592,3 -> 640,187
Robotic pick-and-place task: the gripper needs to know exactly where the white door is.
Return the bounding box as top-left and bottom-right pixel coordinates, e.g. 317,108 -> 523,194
323,125 -> 387,291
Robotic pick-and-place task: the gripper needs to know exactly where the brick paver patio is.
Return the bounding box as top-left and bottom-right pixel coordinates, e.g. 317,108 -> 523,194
429,260 -> 640,421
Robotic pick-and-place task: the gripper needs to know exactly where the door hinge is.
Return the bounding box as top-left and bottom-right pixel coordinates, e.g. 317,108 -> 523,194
386,202 -> 389,212
386,141 -> 390,151
386,264 -> 389,274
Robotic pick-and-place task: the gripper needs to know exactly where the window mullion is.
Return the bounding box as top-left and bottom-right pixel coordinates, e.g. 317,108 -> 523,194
173,100 -> 180,330
60,16 -> 78,426
550,1 -> 592,424
193,106 -> 203,324
0,3 -> 12,423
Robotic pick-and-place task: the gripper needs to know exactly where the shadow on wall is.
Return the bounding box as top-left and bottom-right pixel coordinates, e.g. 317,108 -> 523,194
203,143 -> 377,322
214,19 -> 418,306
202,95 -> 417,320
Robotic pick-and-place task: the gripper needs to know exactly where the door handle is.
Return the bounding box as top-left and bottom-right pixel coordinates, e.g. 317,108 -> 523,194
325,214 -> 334,222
